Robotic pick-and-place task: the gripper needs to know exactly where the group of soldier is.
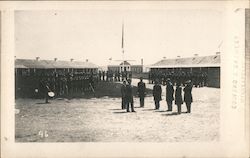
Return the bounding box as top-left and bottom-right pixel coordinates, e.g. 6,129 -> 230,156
15,71 -> 98,100
98,70 -> 132,82
153,79 -> 193,114
149,70 -> 208,88
121,77 -> 193,114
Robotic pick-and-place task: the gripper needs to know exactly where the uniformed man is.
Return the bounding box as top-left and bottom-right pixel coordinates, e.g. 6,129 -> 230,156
126,79 -> 135,112
175,81 -> 183,114
153,80 -> 162,110
183,80 -> 193,113
166,78 -> 174,111
137,77 -> 146,107
39,78 -> 49,103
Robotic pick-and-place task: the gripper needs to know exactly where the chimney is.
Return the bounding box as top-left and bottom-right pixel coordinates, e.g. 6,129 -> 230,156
86,59 -> 89,62
70,58 -> 74,62
194,54 -> 198,57
141,58 -> 143,65
36,57 -> 40,61
216,52 -> 220,55
54,58 -> 57,61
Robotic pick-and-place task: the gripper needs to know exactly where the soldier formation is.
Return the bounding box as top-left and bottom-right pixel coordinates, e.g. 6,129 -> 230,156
16,69 -> 194,113
15,70 -> 98,101
121,77 -> 193,114
149,69 -> 208,87
98,70 -> 132,82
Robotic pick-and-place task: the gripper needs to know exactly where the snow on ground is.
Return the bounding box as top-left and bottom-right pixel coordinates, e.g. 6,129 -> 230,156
15,83 -> 220,142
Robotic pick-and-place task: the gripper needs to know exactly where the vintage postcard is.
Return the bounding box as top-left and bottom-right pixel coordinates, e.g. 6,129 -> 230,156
1,1 -> 249,157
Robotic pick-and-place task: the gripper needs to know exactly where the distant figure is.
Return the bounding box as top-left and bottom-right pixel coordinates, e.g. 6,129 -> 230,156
137,77 -> 146,107
175,82 -> 183,114
121,80 -> 127,109
39,78 -> 49,103
184,80 -> 193,113
166,78 -> 174,111
153,80 -> 162,110
126,79 -> 135,112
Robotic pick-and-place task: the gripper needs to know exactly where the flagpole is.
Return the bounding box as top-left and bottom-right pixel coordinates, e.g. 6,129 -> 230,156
122,21 -> 125,73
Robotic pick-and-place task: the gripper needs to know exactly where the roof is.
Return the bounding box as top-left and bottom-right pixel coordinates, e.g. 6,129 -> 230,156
119,61 -> 131,65
149,55 -> 220,68
15,59 -> 98,69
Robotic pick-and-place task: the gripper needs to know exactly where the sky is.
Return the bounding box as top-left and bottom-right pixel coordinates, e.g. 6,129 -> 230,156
15,9 -> 224,66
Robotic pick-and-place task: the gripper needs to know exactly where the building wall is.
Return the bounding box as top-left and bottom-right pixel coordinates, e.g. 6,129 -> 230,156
207,67 -> 220,88
131,65 -> 143,73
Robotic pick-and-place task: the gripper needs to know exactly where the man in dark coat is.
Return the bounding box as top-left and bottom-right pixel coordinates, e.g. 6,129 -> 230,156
137,77 -> 146,107
39,78 -> 49,103
153,80 -> 162,110
166,78 -> 174,111
126,79 -> 135,112
121,80 -> 127,109
175,82 -> 183,114
183,80 -> 193,113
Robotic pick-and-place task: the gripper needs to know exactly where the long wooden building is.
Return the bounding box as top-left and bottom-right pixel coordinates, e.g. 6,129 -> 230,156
148,53 -> 220,88
15,57 -> 99,98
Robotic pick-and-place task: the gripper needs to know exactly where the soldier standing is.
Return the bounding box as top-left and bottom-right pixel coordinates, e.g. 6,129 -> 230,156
183,80 -> 193,113
39,78 -> 49,103
121,80 -> 127,109
166,78 -> 174,111
126,79 -> 135,112
137,77 -> 146,107
153,80 -> 162,110
175,82 -> 183,114
102,71 -> 105,81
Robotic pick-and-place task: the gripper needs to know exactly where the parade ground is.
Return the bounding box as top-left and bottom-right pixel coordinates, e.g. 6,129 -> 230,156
15,79 -> 220,142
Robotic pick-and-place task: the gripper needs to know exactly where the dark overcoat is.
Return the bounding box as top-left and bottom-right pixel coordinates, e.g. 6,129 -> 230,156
175,86 -> 183,105
153,84 -> 162,101
125,84 -> 134,103
166,83 -> 174,102
183,85 -> 193,103
137,81 -> 146,97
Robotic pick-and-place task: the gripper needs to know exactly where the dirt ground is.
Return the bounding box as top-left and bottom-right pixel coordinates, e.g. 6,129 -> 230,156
15,84 -> 220,142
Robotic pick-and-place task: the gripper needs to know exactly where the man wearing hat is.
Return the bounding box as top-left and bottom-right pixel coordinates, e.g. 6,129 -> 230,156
166,78 -> 174,111
137,77 -> 146,107
126,79 -> 135,112
153,80 -> 162,110
184,80 -> 193,113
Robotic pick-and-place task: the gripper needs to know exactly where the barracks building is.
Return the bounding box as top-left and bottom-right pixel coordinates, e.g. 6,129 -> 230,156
148,53 -> 221,88
15,57 -> 99,98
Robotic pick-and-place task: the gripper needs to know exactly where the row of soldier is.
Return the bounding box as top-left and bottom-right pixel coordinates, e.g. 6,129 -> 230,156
149,70 -> 208,88
98,70 -> 132,82
121,77 -> 193,114
15,71 -> 98,98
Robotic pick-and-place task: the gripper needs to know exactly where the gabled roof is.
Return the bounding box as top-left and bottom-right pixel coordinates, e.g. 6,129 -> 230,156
15,59 -> 98,69
149,55 -> 220,68
119,61 -> 131,66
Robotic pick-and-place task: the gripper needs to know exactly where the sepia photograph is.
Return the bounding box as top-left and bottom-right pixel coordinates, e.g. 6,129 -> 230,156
1,1 -> 249,157
14,9 -> 222,142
